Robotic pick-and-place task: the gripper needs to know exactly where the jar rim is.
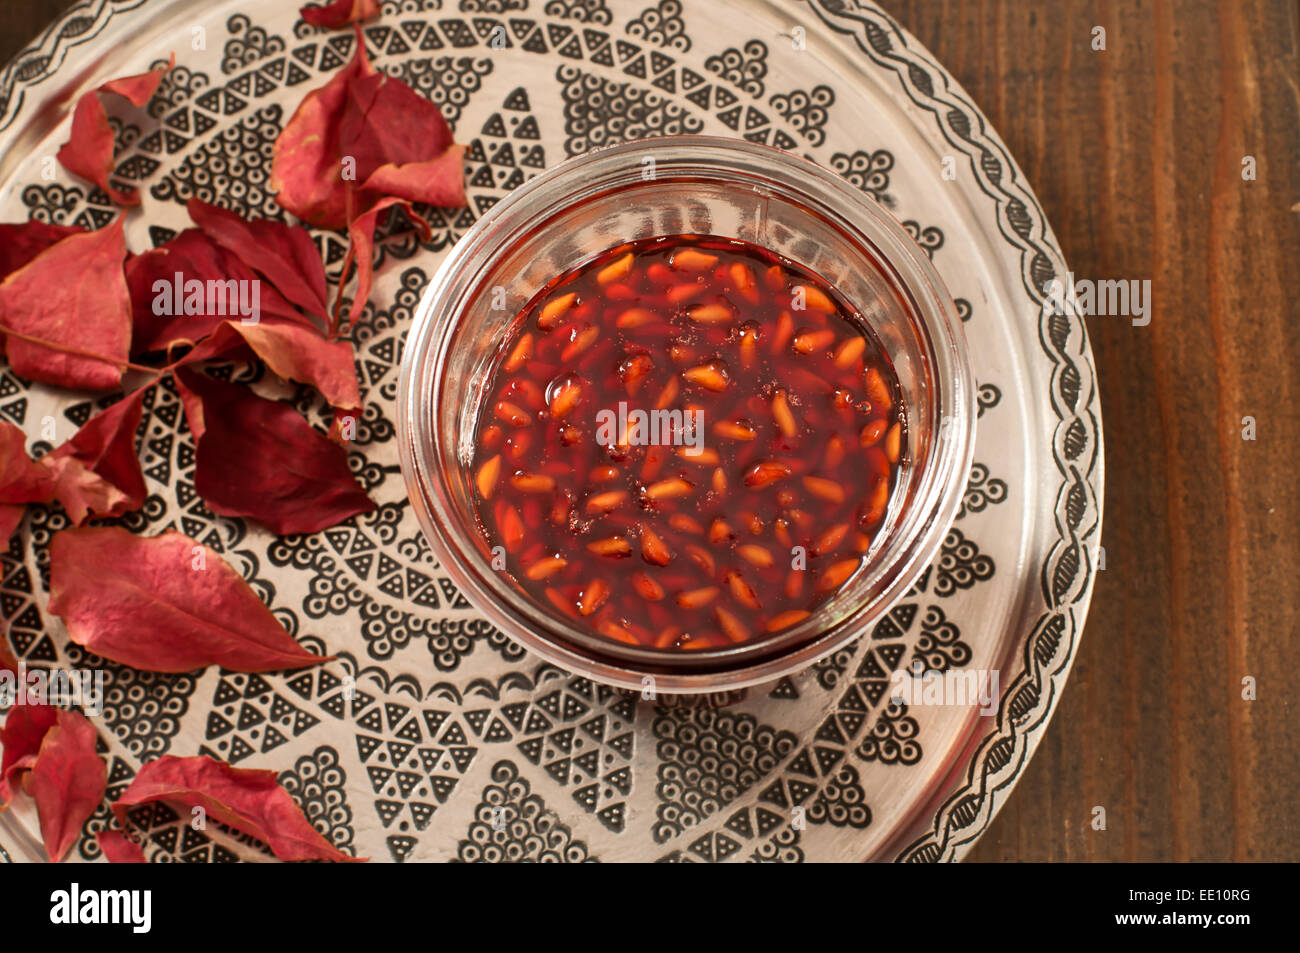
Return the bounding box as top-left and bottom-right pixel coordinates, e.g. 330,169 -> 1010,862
398,135 -> 975,692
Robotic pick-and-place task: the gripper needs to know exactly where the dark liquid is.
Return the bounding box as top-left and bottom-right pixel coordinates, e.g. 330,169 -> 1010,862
469,235 -> 905,651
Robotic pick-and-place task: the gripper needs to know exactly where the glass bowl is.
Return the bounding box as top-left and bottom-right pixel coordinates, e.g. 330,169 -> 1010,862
398,135 -> 974,693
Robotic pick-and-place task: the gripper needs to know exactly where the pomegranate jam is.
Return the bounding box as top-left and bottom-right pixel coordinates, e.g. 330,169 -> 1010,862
469,235 -> 905,651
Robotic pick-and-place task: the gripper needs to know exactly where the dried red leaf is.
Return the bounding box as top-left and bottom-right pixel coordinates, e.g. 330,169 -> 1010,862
113,755 -> 361,862
0,505 -> 23,541
357,147 -> 467,209
124,228 -> 305,356
186,199 -> 330,323
96,829 -> 147,863
338,196 -> 430,326
0,628 -> 18,676
42,388 -> 146,525
271,25 -> 465,231
178,369 -> 374,534
338,69 -> 454,176
56,55 -> 174,206
337,67 -> 465,211
0,221 -> 85,281
269,28 -> 376,229
0,217 -> 131,390
0,419 -> 56,505
0,702 -> 58,807
180,320 -> 361,413
300,0 -> 380,29
47,525 -> 331,672
27,709 -> 106,862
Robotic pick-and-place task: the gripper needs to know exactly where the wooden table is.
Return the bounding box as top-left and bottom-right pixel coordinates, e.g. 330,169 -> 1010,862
5,0 -> 1297,862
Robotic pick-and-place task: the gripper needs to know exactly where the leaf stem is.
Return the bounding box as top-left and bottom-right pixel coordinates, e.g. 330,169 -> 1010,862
0,324 -> 160,376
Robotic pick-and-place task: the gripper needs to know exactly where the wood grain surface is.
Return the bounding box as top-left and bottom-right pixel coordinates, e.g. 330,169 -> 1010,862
3,0 -> 1296,862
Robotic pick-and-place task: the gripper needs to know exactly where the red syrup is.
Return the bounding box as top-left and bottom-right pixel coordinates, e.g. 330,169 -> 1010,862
469,234 -> 905,651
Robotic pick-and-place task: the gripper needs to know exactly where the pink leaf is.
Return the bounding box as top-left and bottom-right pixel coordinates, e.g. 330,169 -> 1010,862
56,56 -> 174,206
28,710 -> 106,862
178,369 -> 374,534
186,199 -> 330,324
112,755 -> 362,862
0,218 -> 131,390
47,525 -> 331,673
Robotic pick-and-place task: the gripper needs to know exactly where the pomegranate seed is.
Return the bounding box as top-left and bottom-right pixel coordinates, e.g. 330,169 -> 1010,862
587,536 -> 631,556
737,544 -> 774,568
772,390 -> 797,438
834,336 -> 866,368
688,303 -> 732,324
716,606 -> 750,642
708,519 -> 734,545
729,263 -> 759,303
525,556 -> 567,580
860,475 -> 890,526
864,367 -> 893,410
743,461 -> 792,488
766,610 -> 810,631
504,333 -> 534,372
802,475 -> 846,504
577,579 -> 610,615
800,285 -> 835,314
792,329 -> 835,354
860,418 -> 886,447
475,454 -> 502,499
676,586 -> 720,608
714,420 -> 757,441
685,544 -> 716,577
498,505 -> 525,553
824,435 -> 846,468
764,264 -> 785,291
537,292 -> 577,330
817,558 -> 859,591
495,401 -> 532,427
633,572 -> 666,601
669,514 -> 705,535
561,325 -> 599,362
772,310 -> 794,352
885,422 -> 902,463
619,307 -> 659,328
654,377 -> 679,409
644,477 -> 694,501
682,362 -> 729,392
677,446 -> 720,465
726,570 -> 761,609
668,283 -> 705,304
596,252 -> 633,286
640,524 -> 674,565
586,490 -> 627,514
811,522 -> 850,555
598,619 -> 639,644
671,248 -> 718,272
511,472 -> 556,493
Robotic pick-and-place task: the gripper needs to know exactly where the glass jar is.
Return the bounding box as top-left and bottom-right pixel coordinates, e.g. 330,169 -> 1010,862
398,136 -> 974,692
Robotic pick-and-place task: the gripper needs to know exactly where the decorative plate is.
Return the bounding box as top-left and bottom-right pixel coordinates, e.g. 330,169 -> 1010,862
0,0 -> 1102,862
